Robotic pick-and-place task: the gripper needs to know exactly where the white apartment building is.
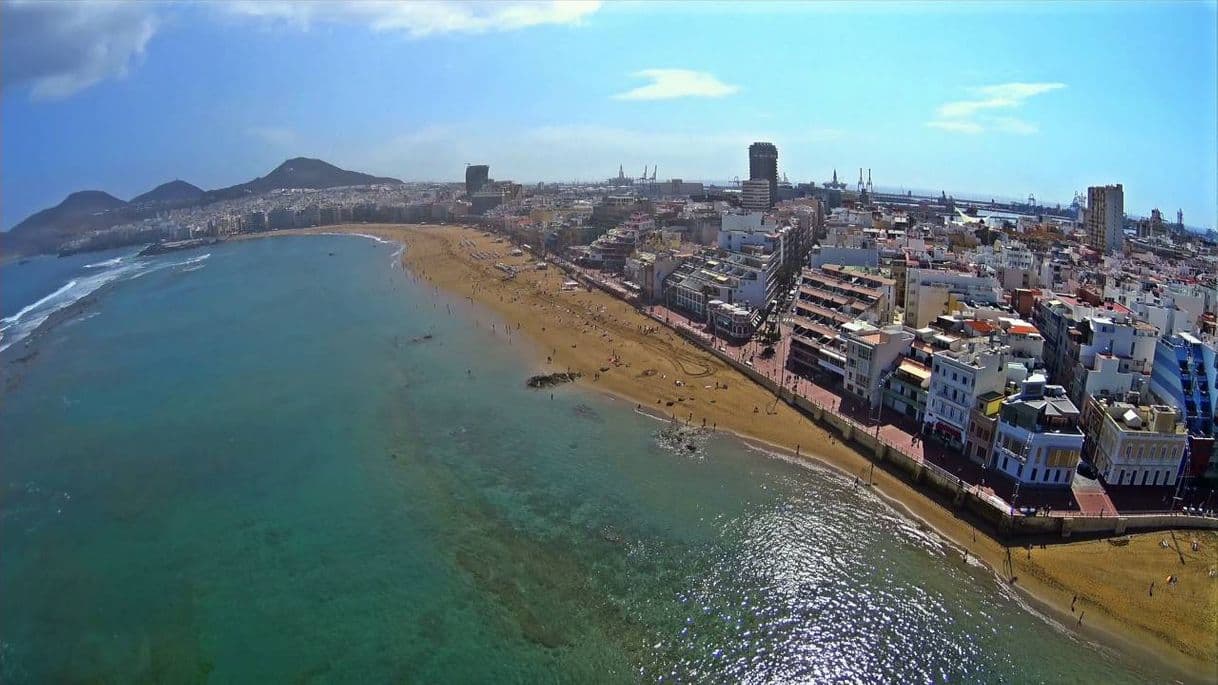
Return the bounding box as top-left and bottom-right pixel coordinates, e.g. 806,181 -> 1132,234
924,341 -> 1011,450
843,323 -> 915,408
1082,396 -> 1187,488
992,376 -> 1085,488
904,268 -> 1003,328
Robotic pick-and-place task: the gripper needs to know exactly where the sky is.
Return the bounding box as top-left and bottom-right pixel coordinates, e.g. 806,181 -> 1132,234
2,0 -> 1216,230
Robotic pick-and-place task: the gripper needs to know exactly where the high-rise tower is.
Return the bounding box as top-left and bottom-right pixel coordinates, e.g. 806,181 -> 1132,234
748,142 -> 778,208
1085,184 -> 1124,254
465,164 -> 490,194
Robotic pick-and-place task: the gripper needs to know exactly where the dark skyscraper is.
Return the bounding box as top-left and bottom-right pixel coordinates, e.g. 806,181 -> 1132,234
465,164 -> 489,194
748,142 -> 778,208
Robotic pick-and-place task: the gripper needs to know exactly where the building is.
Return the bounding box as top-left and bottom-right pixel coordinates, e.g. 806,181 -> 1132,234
923,340 -> 1010,450
1149,333 -> 1217,479
967,391 -> 1006,465
623,250 -> 680,303
1150,333 -> 1217,436
1085,184 -> 1123,255
904,268 -> 1003,328
465,164 -> 490,195
787,266 -> 895,380
842,324 -> 915,407
470,190 -> 503,215
748,142 -> 778,208
1081,396 -> 1187,487
741,179 -> 772,211
991,375 -> 1085,488
883,351 -> 933,423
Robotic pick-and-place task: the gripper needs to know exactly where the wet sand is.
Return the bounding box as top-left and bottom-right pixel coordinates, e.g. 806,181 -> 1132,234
269,224 -> 1218,681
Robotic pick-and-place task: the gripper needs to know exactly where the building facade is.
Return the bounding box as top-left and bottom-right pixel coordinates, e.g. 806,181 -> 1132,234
992,376 -> 1085,488
923,341 -> 1010,450
1081,396 -> 1187,487
1085,184 -> 1123,255
748,142 -> 778,208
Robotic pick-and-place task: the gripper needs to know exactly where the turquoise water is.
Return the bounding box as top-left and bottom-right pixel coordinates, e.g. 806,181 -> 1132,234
0,235 -> 1158,682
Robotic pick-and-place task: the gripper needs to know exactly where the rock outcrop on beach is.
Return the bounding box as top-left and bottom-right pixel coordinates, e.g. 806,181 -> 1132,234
526,372 -> 580,388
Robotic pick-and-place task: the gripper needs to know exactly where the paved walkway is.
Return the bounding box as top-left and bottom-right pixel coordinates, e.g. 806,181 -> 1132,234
570,270 -> 1214,519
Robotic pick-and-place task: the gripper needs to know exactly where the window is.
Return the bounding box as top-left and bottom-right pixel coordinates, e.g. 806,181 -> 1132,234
1053,470 -> 1060,483
1043,469 -> 1050,482
1141,471 -> 1148,486
1152,471 -> 1159,486
1002,456 -> 1009,470
1030,467 -> 1038,481
1017,465 -> 1024,478
1118,469 -> 1125,484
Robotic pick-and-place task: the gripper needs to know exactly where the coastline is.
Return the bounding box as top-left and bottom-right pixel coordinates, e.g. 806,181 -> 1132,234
339,222 -> 1214,683
8,225 -> 1212,680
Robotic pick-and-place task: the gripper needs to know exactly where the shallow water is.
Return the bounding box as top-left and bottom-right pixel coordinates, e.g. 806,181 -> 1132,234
0,235 -> 1158,682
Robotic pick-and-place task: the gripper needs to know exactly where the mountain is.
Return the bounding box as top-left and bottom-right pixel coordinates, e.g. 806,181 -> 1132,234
130,180 -> 204,206
201,157 -> 401,203
4,158 -> 402,256
6,191 -> 131,255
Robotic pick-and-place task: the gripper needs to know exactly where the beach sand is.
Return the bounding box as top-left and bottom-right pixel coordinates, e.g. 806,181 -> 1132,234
278,224 -> 1217,681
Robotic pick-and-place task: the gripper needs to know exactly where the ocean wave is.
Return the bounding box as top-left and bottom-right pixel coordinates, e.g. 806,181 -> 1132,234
174,253 -> 210,267
83,256 -> 124,269
0,261 -> 141,351
1,250 -> 219,351
320,231 -> 393,244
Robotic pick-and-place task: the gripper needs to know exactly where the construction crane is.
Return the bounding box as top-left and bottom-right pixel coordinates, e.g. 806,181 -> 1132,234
650,166 -> 657,181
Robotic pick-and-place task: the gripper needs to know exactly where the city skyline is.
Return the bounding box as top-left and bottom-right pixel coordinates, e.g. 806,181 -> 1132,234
3,1 -> 1216,229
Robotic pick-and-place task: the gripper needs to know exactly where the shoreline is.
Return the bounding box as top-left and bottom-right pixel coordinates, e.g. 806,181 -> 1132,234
6,224 -> 1212,681
351,222 -> 1214,683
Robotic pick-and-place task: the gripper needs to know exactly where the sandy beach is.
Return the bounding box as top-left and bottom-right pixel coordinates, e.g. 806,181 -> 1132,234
276,223 -> 1216,681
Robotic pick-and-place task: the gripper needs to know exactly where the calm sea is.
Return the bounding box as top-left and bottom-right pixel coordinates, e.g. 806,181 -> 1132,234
0,235 -> 1158,682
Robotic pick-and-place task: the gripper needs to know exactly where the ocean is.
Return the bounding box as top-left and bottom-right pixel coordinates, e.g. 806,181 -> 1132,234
0,235 -> 1157,682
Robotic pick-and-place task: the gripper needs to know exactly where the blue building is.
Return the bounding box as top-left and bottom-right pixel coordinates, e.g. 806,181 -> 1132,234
1150,334 -> 1216,434
1149,333 -> 1217,480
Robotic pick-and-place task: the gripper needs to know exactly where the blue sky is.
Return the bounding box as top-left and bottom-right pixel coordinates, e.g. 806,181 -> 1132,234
3,1 -> 1216,229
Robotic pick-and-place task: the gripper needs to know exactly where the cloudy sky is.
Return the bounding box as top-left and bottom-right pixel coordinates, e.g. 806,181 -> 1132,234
2,0 -> 1216,228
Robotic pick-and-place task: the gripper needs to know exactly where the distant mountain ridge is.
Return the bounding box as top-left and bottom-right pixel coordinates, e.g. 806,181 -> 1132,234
202,158 -> 401,203
131,180 -> 204,205
4,158 -> 402,255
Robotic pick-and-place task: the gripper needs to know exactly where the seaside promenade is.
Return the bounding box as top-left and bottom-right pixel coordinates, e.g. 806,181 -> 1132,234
553,257 -> 1216,534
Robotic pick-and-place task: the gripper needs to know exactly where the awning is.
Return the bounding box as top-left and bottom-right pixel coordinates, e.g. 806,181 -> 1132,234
933,422 -> 962,439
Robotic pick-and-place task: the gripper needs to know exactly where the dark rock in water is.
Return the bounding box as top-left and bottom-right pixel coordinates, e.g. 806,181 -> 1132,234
571,403 -> 601,421
409,333 -> 435,344
526,371 -> 581,388
656,424 -> 710,456
600,525 -> 624,544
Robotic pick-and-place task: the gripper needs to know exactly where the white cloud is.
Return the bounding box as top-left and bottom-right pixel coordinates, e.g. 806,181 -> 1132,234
612,69 -> 739,101
991,117 -> 1039,136
1,0 -> 157,100
222,0 -> 602,38
246,126 -> 298,146
928,81 -> 1065,135
926,120 -> 984,134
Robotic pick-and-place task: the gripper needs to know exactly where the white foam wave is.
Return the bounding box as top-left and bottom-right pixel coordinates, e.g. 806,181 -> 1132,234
1,249 -> 217,352
180,264 -> 206,273
2,280 -> 78,327
0,264 -> 139,351
175,253 -> 210,266
83,256 -> 123,269
319,231 -> 393,245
